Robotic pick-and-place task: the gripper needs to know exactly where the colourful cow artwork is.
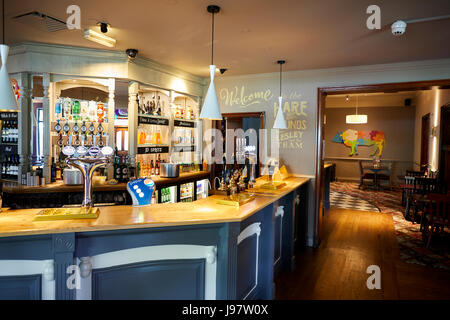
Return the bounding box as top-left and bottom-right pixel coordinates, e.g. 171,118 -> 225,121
332,129 -> 385,157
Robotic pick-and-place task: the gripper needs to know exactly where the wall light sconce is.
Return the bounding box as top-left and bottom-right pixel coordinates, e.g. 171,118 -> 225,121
431,126 -> 438,137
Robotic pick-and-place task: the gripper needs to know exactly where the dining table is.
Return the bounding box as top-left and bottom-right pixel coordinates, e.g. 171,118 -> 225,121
368,165 -> 388,191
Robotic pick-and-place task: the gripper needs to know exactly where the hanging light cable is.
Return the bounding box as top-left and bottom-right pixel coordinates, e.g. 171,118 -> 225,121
273,60 -> 287,129
199,5 -> 222,120
0,0 -> 19,112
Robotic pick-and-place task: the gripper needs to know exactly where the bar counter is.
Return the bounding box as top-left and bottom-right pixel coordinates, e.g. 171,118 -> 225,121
0,176 -> 310,300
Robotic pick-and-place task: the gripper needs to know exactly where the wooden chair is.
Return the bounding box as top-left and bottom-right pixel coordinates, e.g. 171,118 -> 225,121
358,160 -> 374,189
406,178 -> 440,223
406,170 -> 425,177
401,176 -> 415,207
400,170 -> 425,207
420,194 -> 450,248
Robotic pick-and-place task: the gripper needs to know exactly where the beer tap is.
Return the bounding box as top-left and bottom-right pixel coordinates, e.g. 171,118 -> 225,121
245,146 -> 257,189
62,133 -> 113,208
73,120 -> 80,146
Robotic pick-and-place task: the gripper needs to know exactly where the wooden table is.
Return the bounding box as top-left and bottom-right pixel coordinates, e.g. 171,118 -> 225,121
368,166 -> 388,191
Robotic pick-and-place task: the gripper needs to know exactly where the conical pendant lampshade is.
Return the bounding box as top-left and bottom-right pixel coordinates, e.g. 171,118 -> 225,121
273,96 -> 287,129
273,60 -> 287,129
0,44 -> 19,112
200,64 -> 222,120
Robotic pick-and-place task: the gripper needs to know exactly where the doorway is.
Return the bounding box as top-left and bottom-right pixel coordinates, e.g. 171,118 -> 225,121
316,79 -> 450,247
211,112 -> 265,188
439,104 -> 450,191
420,113 -> 430,170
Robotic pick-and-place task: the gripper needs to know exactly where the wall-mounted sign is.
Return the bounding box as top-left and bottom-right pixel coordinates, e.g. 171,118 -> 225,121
138,116 -> 169,126
137,146 -> 169,154
0,144 -> 18,154
172,145 -> 195,153
174,120 -> 196,128
218,84 -> 309,152
332,129 -> 385,157
0,112 -> 19,120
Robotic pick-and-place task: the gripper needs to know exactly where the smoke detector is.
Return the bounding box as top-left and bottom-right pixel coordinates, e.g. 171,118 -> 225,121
391,20 -> 407,36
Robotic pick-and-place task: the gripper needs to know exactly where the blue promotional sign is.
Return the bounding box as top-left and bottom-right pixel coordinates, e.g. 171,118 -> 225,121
127,178 -> 155,207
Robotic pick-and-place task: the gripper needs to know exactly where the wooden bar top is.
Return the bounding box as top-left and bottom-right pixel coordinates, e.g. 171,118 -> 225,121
2,171 -> 210,194
0,176 -> 309,238
324,163 -> 334,169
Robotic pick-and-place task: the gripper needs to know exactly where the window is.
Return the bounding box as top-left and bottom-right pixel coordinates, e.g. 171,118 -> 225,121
32,100 -> 44,165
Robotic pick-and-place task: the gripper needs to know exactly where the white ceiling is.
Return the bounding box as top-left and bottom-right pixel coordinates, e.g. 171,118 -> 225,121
4,0 -> 450,77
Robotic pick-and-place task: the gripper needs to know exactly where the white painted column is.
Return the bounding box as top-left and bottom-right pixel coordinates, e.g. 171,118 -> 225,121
42,73 -> 51,182
128,81 -> 139,164
17,72 -> 32,179
107,79 -> 116,179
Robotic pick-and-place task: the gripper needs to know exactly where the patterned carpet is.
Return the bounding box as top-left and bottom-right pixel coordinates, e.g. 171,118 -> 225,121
330,191 -> 380,212
330,182 -> 450,271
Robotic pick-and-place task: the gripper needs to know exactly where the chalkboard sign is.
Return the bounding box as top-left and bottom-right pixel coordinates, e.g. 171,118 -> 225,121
138,116 -> 169,126
0,144 -> 18,154
172,145 -> 195,153
174,120 -> 196,128
137,146 -> 170,154
0,112 -> 19,120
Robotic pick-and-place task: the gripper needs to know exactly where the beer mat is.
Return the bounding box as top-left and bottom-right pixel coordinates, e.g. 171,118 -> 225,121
216,193 -> 256,207
259,181 -> 287,190
33,207 -> 100,221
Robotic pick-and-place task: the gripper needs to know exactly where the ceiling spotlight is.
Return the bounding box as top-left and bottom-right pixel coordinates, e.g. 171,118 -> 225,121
97,22 -> 109,33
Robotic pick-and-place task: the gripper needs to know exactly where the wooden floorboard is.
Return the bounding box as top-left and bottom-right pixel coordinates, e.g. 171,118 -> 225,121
275,208 -> 450,300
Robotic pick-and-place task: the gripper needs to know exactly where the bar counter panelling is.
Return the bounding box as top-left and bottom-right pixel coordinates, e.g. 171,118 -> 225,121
0,176 -> 310,300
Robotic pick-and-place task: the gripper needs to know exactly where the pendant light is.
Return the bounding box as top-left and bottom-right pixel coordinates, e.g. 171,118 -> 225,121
273,60 -> 287,129
0,0 -> 19,112
346,95 -> 367,124
199,5 -> 222,120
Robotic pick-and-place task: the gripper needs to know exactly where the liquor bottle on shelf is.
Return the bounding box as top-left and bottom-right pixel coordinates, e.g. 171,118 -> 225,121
88,101 -> 97,119
51,157 -> 56,183
80,101 -> 88,118
150,160 -> 155,176
13,120 -> 18,143
143,161 -> 148,178
56,161 -> 62,180
156,95 -> 161,116
55,98 -> 62,117
138,129 -> 146,145
72,100 -> 81,120
97,102 -> 104,122
63,98 -> 71,119
1,121 -> 7,143
136,161 -> 141,178
156,129 -> 161,145
155,155 -> 160,176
